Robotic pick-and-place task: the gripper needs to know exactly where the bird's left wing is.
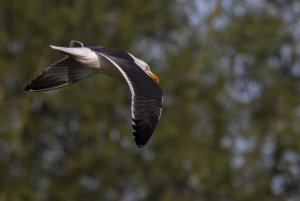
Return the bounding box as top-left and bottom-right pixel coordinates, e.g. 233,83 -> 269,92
97,53 -> 163,148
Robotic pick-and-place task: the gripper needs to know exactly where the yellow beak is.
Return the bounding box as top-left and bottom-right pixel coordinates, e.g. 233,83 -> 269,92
149,72 -> 159,84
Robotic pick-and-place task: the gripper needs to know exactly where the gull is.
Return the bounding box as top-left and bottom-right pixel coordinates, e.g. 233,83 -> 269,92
24,40 -> 163,148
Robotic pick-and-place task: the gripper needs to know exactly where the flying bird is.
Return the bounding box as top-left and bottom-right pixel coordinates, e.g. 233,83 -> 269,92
24,40 -> 163,148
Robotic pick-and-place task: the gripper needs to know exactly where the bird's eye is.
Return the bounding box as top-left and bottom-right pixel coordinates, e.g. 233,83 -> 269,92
146,66 -> 150,70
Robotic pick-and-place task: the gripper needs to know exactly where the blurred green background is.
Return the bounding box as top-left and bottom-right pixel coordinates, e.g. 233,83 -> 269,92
1,0 -> 300,200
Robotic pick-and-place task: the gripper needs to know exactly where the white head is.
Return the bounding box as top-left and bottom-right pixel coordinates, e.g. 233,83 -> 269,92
128,53 -> 159,83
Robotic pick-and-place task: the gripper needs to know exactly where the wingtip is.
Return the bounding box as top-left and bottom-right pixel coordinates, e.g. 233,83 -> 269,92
24,84 -> 32,91
24,82 -> 39,92
135,139 -> 146,148
24,87 -> 30,91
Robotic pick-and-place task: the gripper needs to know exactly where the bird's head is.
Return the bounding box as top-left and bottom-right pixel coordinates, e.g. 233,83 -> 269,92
140,64 -> 159,84
129,53 -> 159,84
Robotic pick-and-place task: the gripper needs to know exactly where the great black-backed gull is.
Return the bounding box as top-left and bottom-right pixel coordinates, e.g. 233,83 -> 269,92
24,40 -> 163,148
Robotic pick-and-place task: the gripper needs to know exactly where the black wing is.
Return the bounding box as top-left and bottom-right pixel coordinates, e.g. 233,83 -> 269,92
24,57 -> 96,91
97,53 -> 163,148
24,40 -> 96,91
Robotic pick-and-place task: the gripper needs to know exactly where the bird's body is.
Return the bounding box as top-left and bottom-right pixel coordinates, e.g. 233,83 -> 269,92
25,40 -> 163,148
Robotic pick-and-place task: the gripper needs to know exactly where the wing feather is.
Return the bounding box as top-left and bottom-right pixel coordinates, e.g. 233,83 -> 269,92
97,53 -> 163,147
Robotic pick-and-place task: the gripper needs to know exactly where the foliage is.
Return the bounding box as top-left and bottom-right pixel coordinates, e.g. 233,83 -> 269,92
1,0 -> 300,200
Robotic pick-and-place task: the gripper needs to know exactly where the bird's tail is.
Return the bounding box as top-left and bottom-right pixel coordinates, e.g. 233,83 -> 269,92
24,56 -> 96,91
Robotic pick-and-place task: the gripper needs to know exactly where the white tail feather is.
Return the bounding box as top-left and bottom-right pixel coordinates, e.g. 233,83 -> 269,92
49,45 -> 100,68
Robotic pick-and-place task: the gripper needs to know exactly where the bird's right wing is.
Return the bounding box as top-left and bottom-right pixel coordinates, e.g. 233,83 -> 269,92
97,53 -> 163,147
